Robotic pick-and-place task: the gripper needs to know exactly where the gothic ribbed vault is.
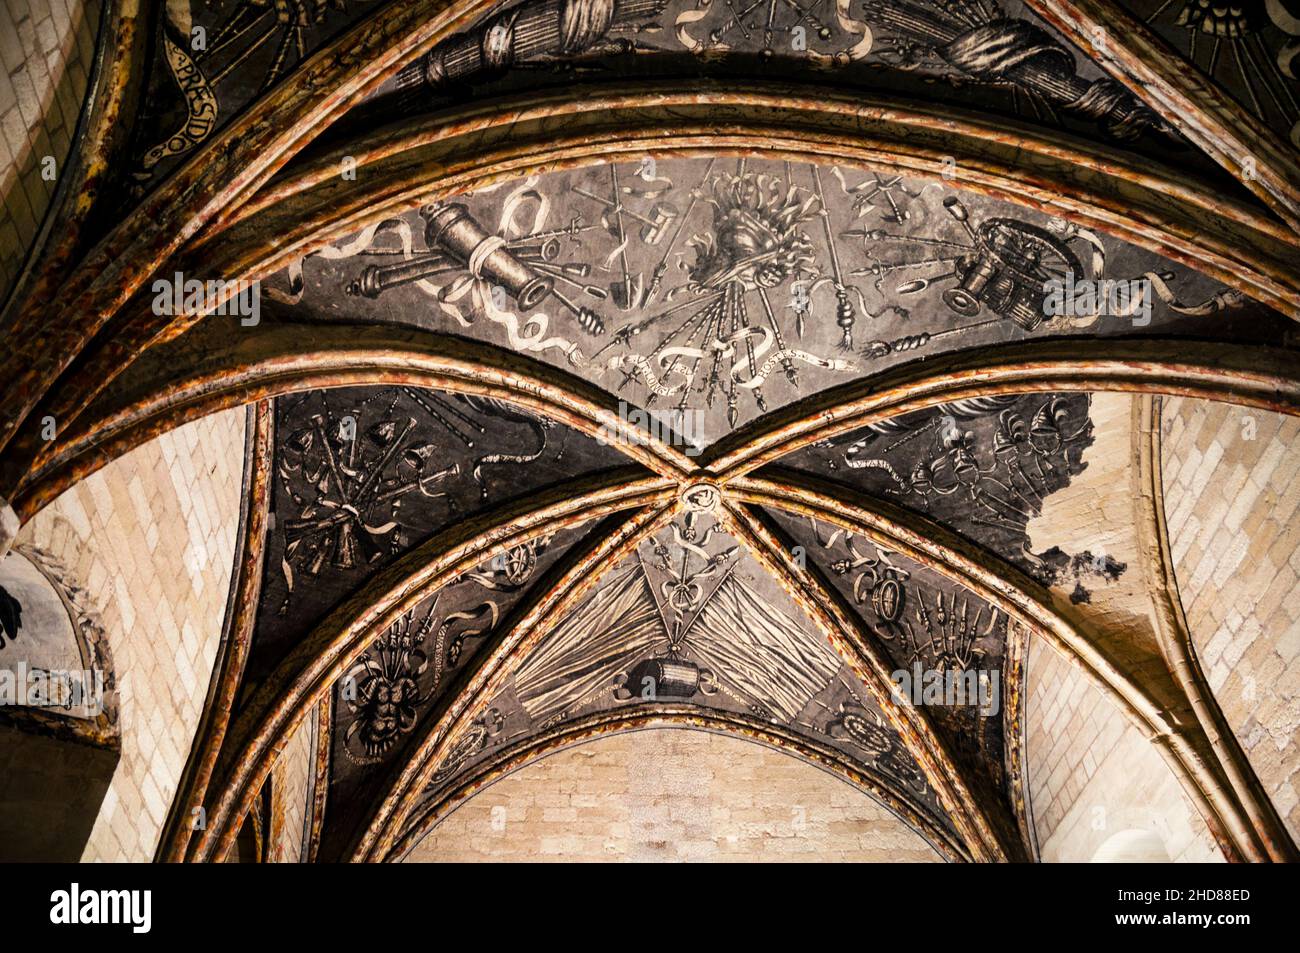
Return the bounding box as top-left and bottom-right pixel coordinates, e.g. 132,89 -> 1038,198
1,0 -> 1298,864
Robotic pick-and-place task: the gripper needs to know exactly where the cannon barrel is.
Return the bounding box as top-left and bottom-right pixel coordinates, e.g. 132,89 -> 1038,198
424,203 -> 553,310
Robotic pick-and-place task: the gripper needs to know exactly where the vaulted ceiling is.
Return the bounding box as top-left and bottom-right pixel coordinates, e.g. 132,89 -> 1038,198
0,0 -> 1297,863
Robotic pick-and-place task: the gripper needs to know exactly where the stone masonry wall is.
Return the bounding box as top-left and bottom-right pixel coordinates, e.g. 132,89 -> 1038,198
270,709 -> 315,864
405,728 -> 943,862
0,0 -> 101,303
1161,397 -> 1300,844
1026,635 -> 1221,862
1020,393 -> 1220,861
16,408 -> 247,860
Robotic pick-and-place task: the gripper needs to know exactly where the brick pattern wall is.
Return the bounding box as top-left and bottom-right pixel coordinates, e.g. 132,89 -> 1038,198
1161,397 -> 1300,843
1025,394 -> 1161,650
0,0 -> 101,303
405,728 -> 942,862
1018,393 -> 1220,861
16,408 -> 247,861
270,709 -> 315,863
1025,635 -> 1220,861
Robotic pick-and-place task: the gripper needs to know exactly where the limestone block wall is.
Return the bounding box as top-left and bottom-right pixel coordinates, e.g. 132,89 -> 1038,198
16,408 -> 247,861
1161,398 -> 1300,844
1025,635 -> 1221,862
0,0 -> 101,302
270,708 -> 316,864
1018,393 -> 1221,861
405,728 -> 942,862
1023,394 -> 1163,678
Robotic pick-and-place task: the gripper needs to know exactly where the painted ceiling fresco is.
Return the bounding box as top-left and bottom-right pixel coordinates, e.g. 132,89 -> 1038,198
108,0 -> 1295,864
771,509 -> 1008,754
248,382 -> 1075,857
129,0 -> 381,189
312,518 -> 596,858
395,508 -> 962,848
268,156 -> 1284,446
616,0 -> 1176,150
131,0 -> 1277,207
244,385 -> 628,686
364,388 -> 1103,856
765,508 -> 1017,819
357,0 -> 1235,177
332,525 -> 593,768
773,391 -> 1123,594
238,371 -> 1107,858
1120,0 -> 1300,149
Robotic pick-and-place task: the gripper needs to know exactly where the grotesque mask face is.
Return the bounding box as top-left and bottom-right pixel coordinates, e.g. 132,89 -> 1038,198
355,673 -> 421,758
